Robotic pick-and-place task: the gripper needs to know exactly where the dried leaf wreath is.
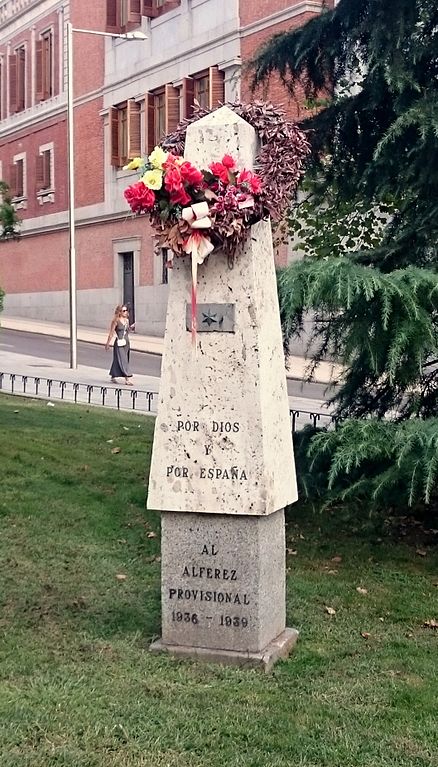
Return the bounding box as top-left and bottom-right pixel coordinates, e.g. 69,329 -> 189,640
162,100 -> 311,224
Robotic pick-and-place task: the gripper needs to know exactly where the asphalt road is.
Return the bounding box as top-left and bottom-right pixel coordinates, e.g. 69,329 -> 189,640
0,328 -> 334,404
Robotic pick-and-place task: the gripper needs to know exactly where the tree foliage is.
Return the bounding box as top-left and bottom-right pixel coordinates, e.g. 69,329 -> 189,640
296,418 -> 438,511
0,181 -> 21,241
252,0 -> 438,509
252,0 -> 438,267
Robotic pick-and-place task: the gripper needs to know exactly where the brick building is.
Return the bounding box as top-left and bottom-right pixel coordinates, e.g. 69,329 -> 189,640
0,0 -> 329,334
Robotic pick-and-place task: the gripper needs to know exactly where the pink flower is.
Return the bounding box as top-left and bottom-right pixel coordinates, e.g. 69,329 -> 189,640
248,175 -> 262,194
237,169 -> 262,195
163,153 -> 180,167
124,181 -> 155,213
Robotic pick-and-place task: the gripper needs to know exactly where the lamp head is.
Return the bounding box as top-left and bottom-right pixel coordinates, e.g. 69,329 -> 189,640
124,31 -> 148,40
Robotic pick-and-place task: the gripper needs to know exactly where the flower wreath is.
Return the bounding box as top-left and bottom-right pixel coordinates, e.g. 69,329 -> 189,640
123,102 -> 310,341
161,100 -> 311,224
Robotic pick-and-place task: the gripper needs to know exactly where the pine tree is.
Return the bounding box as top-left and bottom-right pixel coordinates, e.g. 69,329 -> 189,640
252,0 -> 438,509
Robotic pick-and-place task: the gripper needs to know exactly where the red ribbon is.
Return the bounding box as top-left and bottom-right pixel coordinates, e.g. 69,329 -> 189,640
181,203 -> 215,347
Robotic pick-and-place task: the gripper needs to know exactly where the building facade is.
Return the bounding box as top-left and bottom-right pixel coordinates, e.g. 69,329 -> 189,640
0,0 -> 329,334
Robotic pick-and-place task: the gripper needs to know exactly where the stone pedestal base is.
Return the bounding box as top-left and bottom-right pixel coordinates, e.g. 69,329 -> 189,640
150,627 -> 299,673
155,509 -> 294,661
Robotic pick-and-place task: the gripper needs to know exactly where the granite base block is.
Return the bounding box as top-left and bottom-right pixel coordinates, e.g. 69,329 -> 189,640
149,627 -> 299,673
160,510 -> 286,652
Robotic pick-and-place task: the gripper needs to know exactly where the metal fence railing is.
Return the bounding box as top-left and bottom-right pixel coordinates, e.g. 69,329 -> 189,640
0,372 -> 158,413
1,371 -> 335,432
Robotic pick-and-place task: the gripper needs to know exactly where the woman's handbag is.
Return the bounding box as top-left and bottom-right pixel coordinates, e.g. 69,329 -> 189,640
116,337 -> 127,347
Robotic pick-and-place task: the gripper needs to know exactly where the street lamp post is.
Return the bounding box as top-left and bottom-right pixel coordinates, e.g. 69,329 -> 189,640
66,23 -> 147,369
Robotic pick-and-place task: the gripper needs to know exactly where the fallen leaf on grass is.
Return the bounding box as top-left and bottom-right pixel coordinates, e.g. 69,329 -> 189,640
107,439 -> 113,443
123,427 -> 130,431
147,531 -> 157,539
111,447 -> 121,454
423,619 -> 438,629
331,556 -> 342,563
116,573 -> 127,581
327,569 -> 338,575
356,587 -> 368,595
416,549 -> 427,557
325,606 -> 336,615
286,548 -> 298,556
14,410 -> 19,413
47,402 -> 55,407
72,596 -> 87,609
361,632 -> 371,639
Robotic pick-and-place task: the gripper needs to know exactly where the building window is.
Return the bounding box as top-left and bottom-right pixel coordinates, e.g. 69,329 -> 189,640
10,155 -> 26,205
154,0 -> 180,14
9,45 -> 26,113
110,100 -> 141,167
107,1 -> 180,30
0,59 -> 3,121
36,29 -> 53,102
36,147 -> 53,192
153,90 -> 165,146
194,72 -> 209,110
144,84 -> 180,154
183,66 -> 224,120
107,0 -> 141,31
107,0 -> 147,32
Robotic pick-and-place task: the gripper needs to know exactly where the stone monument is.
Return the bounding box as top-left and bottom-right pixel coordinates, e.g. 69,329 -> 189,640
148,107 -> 298,671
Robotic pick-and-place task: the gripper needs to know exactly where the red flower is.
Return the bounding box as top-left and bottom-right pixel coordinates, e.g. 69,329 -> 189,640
221,154 -> 235,170
170,186 -> 192,206
164,166 -> 183,193
209,162 -> 230,184
180,161 -> 204,187
124,181 -> 155,213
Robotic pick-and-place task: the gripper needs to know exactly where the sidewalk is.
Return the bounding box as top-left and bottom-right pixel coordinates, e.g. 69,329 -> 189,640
1,314 -> 342,385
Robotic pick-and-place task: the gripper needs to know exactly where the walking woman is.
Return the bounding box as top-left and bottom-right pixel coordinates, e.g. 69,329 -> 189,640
105,304 -> 134,385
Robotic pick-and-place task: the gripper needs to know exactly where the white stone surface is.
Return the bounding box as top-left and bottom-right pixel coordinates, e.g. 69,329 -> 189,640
147,107 -> 298,515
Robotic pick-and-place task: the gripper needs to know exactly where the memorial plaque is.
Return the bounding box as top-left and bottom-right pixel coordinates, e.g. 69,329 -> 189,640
185,303 -> 235,332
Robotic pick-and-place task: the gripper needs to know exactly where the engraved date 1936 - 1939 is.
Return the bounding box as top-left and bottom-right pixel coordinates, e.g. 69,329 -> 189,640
171,611 -> 249,628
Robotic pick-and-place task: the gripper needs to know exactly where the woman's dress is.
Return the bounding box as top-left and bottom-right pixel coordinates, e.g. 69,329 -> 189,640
109,320 -> 131,378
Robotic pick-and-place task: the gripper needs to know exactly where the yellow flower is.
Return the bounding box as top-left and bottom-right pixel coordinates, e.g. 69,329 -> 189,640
142,168 -> 164,190
123,157 -> 144,171
148,146 -> 169,170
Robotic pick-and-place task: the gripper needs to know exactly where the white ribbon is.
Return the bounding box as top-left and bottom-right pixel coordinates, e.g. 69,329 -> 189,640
181,201 -> 212,232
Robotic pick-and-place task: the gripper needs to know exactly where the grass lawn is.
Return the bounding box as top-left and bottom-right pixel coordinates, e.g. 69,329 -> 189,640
0,393 -> 437,767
